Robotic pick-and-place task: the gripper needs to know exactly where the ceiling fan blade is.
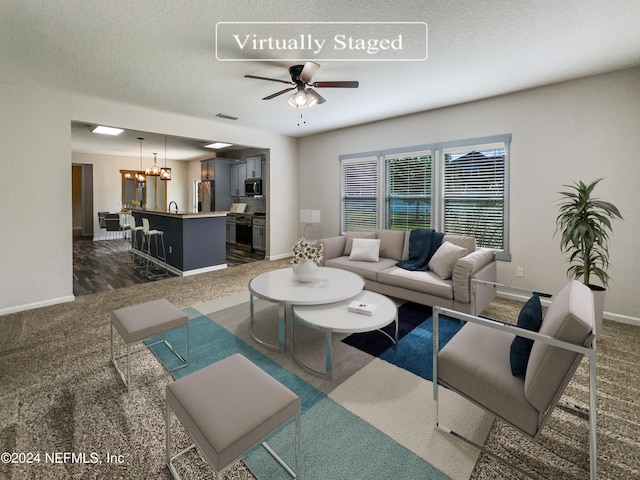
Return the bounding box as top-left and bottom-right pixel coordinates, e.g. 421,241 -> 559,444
312,81 -> 359,88
299,61 -> 320,83
307,88 -> 327,105
262,86 -> 296,100
245,74 -> 294,85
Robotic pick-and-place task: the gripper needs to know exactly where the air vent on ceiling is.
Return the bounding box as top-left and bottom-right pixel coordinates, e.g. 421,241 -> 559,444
216,113 -> 239,121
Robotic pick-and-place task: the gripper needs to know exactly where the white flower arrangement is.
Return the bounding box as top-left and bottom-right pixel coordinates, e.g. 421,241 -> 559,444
291,238 -> 324,265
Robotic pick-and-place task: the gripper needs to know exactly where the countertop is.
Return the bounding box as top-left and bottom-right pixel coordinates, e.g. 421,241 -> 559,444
128,208 -> 229,219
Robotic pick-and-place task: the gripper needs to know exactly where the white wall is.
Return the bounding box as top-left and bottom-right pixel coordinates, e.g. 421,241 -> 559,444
72,151 -> 190,236
298,68 -> 640,321
0,82 -> 74,312
0,81 -> 298,315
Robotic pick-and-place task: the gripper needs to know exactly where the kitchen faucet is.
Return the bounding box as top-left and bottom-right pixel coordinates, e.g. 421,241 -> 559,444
168,201 -> 178,213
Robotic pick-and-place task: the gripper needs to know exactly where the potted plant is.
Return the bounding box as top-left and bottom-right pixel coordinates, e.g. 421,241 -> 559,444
555,178 -> 623,336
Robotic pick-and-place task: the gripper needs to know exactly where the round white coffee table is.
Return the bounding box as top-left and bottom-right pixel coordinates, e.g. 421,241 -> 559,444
291,290 -> 398,379
248,267 -> 365,351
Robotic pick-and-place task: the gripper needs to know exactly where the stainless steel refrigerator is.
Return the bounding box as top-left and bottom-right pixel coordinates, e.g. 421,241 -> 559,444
197,181 -> 215,212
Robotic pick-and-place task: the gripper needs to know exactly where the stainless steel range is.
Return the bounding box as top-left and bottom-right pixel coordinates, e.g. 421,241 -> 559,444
235,214 -> 252,252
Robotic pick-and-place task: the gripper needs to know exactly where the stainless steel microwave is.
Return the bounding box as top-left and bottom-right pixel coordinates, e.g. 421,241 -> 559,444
245,178 -> 262,196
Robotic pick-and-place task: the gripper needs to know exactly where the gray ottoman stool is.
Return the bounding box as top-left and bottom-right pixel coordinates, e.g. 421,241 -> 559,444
166,353 -> 300,479
111,299 -> 188,391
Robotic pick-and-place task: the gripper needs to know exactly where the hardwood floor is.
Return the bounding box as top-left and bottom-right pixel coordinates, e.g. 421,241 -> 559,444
73,236 -> 264,296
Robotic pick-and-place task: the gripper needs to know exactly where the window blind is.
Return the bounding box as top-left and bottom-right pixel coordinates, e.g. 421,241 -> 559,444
385,151 -> 432,230
341,157 -> 379,232
443,146 -> 506,251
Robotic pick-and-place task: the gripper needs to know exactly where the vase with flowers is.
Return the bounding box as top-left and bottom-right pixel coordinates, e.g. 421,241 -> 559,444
291,238 -> 324,282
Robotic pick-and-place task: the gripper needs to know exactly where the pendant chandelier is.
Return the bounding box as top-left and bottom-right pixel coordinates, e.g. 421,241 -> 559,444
146,152 -> 161,176
134,137 -> 146,183
160,135 -> 171,180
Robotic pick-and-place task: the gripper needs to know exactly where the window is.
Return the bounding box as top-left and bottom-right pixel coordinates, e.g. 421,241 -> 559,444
341,155 -> 379,232
339,135 -> 511,260
385,151 -> 432,230
443,145 -> 506,253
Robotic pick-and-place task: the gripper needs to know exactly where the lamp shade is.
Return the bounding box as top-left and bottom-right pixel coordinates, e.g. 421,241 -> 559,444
299,209 -> 321,223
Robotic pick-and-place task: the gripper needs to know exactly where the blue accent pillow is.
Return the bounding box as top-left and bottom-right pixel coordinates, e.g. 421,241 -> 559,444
509,294 -> 543,376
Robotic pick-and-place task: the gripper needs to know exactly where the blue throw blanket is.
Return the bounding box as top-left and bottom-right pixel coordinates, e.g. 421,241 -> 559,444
396,229 -> 444,271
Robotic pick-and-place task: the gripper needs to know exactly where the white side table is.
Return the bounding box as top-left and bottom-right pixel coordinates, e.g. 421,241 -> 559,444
248,267 -> 365,352
291,290 -> 398,379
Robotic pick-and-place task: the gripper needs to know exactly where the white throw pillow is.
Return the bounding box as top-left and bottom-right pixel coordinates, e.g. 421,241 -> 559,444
343,231 -> 376,255
428,241 -> 468,280
349,238 -> 382,262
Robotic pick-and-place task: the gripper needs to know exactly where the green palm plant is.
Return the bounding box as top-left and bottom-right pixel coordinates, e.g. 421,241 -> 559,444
555,178 -> 623,288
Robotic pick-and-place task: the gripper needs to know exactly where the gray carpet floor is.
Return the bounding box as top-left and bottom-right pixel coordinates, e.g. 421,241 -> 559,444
1,259 -> 638,479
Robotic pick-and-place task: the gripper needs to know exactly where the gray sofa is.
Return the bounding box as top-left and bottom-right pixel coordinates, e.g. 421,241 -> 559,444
318,229 -> 497,314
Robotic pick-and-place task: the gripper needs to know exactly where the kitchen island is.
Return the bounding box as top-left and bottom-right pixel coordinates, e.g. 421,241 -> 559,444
130,209 -> 228,276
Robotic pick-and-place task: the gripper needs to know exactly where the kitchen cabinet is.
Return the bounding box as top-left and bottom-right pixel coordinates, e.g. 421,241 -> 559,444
226,215 -> 236,244
230,163 -> 246,197
200,159 -> 215,181
252,217 -> 266,252
246,154 -> 265,179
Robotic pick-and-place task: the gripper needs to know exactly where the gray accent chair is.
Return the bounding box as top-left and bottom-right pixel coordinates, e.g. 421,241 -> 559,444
433,280 -> 597,479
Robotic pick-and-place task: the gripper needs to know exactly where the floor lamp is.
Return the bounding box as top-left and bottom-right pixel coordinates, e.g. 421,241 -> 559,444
300,209 -> 321,240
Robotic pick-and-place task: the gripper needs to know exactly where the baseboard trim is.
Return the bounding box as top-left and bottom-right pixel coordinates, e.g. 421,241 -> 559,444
267,252 -> 293,261
497,291 -> 640,326
0,295 -> 75,317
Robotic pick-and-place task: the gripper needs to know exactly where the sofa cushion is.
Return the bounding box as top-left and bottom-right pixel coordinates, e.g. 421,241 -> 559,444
377,266 -> 454,299
325,256 -> 397,282
349,238 -> 381,262
343,231 -> 376,255
428,241 -> 468,280
509,295 -> 543,376
318,235 -> 346,263
524,281 -> 594,413
443,234 -> 476,253
375,229 -> 406,261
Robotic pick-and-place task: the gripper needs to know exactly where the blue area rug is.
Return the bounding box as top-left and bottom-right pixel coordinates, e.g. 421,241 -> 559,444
146,304 -> 455,480
146,315 -> 324,413
343,302 -> 464,382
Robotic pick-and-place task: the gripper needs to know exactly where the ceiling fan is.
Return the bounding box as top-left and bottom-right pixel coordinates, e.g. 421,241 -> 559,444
244,61 -> 359,109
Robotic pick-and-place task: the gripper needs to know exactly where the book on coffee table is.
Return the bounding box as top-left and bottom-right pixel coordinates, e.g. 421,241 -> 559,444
348,301 -> 379,316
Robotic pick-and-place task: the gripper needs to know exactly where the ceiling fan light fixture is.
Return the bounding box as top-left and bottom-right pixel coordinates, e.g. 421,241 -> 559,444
287,88 -> 316,110
294,90 -> 307,106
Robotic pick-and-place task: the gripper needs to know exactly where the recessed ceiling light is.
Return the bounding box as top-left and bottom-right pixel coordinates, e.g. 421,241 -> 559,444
92,125 -> 124,135
204,142 -> 233,149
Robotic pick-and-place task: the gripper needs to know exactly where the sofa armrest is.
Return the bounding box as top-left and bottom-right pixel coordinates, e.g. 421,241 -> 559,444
452,248 -> 496,304
317,236 -> 346,265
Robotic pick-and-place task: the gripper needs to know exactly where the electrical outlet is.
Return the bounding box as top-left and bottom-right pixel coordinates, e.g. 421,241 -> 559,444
517,267 -> 524,278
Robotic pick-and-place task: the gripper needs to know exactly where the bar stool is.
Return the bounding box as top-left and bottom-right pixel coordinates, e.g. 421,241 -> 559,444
129,216 -> 144,266
142,217 -> 168,279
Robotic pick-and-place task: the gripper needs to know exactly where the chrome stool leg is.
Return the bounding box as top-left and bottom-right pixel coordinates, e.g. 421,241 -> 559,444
146,231 -> 168,279
142,218 -> 168,279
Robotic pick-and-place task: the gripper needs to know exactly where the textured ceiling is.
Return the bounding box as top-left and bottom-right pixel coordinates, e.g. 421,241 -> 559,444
2,0 -> 639,158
